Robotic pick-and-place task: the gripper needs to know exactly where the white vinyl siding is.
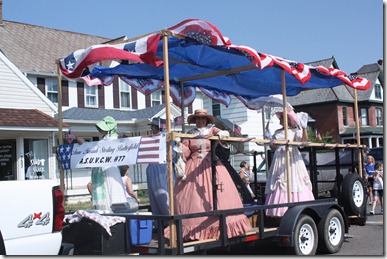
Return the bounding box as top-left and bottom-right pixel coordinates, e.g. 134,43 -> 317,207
0,58 -> 54,115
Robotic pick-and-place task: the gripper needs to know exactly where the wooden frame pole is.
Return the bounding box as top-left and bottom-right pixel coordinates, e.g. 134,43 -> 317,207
162,31 -> 176,248
281,70 -> 292,204
353,89 -> 363,177
56,61 -> 65,192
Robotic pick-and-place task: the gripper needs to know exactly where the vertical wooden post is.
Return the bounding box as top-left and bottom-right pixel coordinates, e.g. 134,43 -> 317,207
261,108 -> 270,186
162,31 -> 176,248
180,82 -> 185,133
56,60 -> 65,192
353,89 -> 363,177
281,70 -> 291,204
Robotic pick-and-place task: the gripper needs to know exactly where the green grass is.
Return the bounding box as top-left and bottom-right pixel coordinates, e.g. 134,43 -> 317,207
64,190 -> 150,213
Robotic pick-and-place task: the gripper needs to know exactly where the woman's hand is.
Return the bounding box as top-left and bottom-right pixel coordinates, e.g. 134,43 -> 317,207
77,138 -> 86,144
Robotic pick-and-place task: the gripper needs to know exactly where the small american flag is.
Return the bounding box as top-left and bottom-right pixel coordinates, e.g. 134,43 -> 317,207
57,144 -> 74,170
233,123 -> 242,136
174,116 -> 184,126
315,130 -> 322,140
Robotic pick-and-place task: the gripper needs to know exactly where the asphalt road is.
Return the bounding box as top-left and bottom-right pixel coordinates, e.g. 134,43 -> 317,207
207,204 -> 384,255
335,204 -> 384,256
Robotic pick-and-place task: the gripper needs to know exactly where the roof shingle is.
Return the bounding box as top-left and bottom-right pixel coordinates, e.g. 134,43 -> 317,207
0,108 -> 67,127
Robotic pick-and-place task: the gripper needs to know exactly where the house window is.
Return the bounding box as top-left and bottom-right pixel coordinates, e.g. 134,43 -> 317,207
46,79 -> 58,103
120,81 -> 131,108
360,108 -> 368,126
376,108 -> 383,126
212,100 -> 221,118
342,107 -> 348,126
151,90 -> 162,106
85,86 -> 98,107
375,84 -> 382,99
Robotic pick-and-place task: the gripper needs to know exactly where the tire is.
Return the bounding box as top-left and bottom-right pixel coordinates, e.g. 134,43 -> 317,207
342,173 -> 366,216
293,215 -> 318,255
318,209 -> 344,254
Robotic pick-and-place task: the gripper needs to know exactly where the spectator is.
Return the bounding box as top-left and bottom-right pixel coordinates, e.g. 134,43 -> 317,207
164,109 -> 251,241
244,177 -> 256,199
370,162 -> 383,215
239,161 -> 251,180
365,155 -> 376,205
264,109 -> 314,217
120,165 -> 140,212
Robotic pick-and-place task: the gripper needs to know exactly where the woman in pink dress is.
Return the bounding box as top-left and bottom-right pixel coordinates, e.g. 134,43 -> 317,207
264,109 -> 314,217
165,109 -> 251,241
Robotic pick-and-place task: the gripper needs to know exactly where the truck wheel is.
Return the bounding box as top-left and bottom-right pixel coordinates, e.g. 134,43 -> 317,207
293,215 -> 318,255
342,173 -> 365,216
318,209 -> 344,254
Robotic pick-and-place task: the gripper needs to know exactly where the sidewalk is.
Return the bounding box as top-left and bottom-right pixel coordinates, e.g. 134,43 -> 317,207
366,203 -> 384,225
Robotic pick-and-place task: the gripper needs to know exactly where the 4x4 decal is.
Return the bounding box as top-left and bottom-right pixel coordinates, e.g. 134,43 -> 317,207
18,212 -> 50,228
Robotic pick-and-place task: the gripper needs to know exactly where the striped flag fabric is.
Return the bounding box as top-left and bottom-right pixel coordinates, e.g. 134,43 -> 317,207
59,33 -> 162,79
137,134 -> 166,164
168,18 -> 230,46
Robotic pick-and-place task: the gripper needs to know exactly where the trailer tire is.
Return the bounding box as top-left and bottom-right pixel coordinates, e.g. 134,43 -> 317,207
342,173 -> 365,216
318,209 -> 344,254
293,215 -> 318,255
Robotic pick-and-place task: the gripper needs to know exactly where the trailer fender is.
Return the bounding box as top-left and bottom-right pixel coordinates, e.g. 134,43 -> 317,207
277,203 -> 348,243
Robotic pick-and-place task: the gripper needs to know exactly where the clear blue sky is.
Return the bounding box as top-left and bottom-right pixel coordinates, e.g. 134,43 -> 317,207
3,0 -> 383,73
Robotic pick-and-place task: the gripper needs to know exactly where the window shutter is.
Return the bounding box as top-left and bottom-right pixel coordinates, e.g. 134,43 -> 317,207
37,78 -> 45,94
145,95 -> 151,107
188,105 -> 193,114
131,87 -> 138,109
161,90 -> 166,104
98,85 -> 105,108
61,80 -> 69,106
77,82 -> 85,108
113,76 -> 120,108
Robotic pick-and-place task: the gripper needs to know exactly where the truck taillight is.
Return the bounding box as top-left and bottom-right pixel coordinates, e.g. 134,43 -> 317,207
52,186 -> 65,232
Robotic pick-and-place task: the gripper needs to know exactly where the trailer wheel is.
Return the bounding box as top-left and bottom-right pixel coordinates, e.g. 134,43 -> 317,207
293,215 -> 318,255
342,173 -> 365,216
318,209 -> 344,254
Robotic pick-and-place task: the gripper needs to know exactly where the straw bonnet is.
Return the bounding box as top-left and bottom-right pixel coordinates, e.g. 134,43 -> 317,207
187,109 -> 215,124
275,109 -> 298,128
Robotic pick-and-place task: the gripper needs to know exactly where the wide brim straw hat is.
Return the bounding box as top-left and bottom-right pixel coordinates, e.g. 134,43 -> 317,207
275,109 -> 298,128
187,109 -> 215,124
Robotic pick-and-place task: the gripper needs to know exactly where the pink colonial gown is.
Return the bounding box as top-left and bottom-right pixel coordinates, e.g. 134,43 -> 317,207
164,125 -> 251,241
264,128 -> 315,217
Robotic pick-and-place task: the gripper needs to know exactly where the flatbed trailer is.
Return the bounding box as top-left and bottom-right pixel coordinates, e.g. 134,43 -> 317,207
63,197 -> 350,255
57,19 -> 370,256
126,198 -> 348,255
62,136 -> 366,255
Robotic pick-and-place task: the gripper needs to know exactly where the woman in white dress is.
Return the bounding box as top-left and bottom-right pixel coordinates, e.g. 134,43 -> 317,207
264,109 -> 314,217
79,116 -> 127,211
